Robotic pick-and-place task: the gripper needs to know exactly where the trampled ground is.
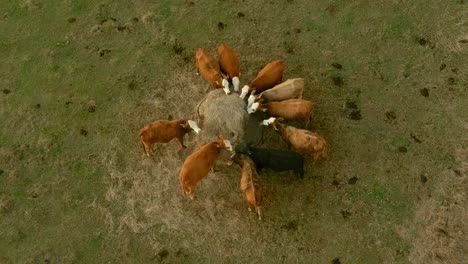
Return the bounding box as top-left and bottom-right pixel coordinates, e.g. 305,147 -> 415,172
0,1 -> 467,263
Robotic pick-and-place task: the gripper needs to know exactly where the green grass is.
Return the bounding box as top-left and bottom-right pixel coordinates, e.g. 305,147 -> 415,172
0,0 -> 467,263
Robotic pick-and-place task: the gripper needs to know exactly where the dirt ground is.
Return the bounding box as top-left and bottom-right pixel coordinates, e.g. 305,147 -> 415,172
0,0 -> 467,263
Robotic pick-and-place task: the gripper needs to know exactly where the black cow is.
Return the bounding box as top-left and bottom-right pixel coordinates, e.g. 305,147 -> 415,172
239,146 -> 304,179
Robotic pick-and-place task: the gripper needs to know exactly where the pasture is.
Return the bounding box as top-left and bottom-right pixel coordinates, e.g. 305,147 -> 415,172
0,0 -> 467,263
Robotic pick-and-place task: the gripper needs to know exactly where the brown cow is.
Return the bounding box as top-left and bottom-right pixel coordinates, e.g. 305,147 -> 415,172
262,117 -> 328,160
195,48 -> 229,93
139,119 -> 200,157
248,98 -> 314,127
231,153 -> 262,220
217,43 -> 241,92
179,135 -> 233,200
256,78 -> 304,102
248,60 -> 284,93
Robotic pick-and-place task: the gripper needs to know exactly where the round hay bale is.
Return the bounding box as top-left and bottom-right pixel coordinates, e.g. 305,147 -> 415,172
196,89 -> 249,148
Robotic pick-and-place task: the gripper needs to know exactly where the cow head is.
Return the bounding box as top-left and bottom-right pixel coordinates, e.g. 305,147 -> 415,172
260,117 -> 276,126
216,135 -> 233,151
187,120 -> 201,134
270,117 -> 284,130
239,85 -> 249,99
232,76 -> 240,92
222,79 -> 231,94
247,98 -> 265,114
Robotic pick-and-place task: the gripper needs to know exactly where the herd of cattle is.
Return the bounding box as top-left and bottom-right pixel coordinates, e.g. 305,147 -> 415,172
139,43 -> 329,220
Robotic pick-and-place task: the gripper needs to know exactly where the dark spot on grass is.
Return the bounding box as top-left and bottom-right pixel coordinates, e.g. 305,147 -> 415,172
332,62 -> 342,69
398,146 -> 407,153
99,49 -> 111,57
132,17 -> 139,23
128,80 -> 136,90
385,111 -> 396,121
451,68 -> 458,74
293,28 -> 301,34
439,64 -> 446,71
326,4 -> 337,14
447,77 -> 456,85
35,103 -> 41,108
348,177 -> 358,185
340,210 -> 351,219
218,22 -> 225,30
65,101 -> 72,105
345,101 -> 357,109
173,39 -> 184,55
348,110 -> 361,120
3,89 -> 11,94
68,17 -> 76,23
410,133 -> 422,143
281,220 -> 298,231
418,38 -> 427,46
331,76 -> 344,86
158,249 -> 169,260
420,175 -> 428,184
459,39 -> 468,44
420,88 -> 429,97
332,180 -> 340,187
116,25 -> 127,32
453,169 -> 461,176
186,1 -> 195,7
0,169 -> 3,175
237,12 -> 245,18
80,128 -> 88,136
168,115 -> 173,120
332,257 -> 341,264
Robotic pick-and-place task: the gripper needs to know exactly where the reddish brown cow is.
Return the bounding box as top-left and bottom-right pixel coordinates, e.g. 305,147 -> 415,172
248,60 -> 284,93
179,135 -> 233,200
232,154 -> 262,220
248,98 -> 314,127
195,48 -> 226,90
263,117 -> 328,160
139,119 -> 199,157
217,43 -> 241,91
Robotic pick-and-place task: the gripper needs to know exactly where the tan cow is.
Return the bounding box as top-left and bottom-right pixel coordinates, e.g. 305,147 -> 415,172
248,98 -> 314,127
257,78 -> 304,102
195,48 -> 230,93
262,117 -> 328,160
217,43 -> 241,92
231,153 -> 262,220
247,60 -> 284,93
179,135 -> 233,200
139,119 -> 200,157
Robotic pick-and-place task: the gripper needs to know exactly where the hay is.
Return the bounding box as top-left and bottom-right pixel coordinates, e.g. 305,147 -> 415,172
196,89 -> 249,148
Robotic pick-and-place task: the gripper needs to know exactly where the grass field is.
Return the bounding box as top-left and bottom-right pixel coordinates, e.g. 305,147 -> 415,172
1,0 -> 467,263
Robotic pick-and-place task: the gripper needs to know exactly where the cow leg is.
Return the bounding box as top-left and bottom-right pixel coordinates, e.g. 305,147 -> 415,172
248,207 -> 252,212
176,137 -> 187,149
256,207 -> 262,220
142,142 -> 153,157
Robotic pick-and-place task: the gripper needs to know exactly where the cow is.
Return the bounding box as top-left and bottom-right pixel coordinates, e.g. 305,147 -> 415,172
256,78 -> 304,102
195,48 -> 230,94
139,119 -> 200,157
217,43 -> 241,92
247,60 -> 284,93
247,98 -> 314,127
239,146 -> 304,179
262,117 -> 328,160
231,154 -> 262,220
179,135 -> 233,200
